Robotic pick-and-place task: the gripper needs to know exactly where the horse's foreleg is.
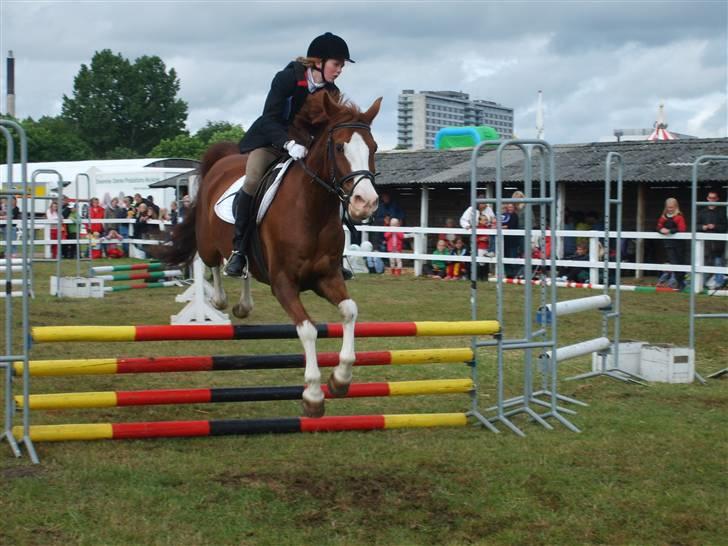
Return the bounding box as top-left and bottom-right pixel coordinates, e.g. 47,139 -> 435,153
315,277 -> 356,397
328,298 -> 357,396
232,275 -> 253,318
210,266 -> 227,310
272,279 -> 324,417
298,319 -> 324,417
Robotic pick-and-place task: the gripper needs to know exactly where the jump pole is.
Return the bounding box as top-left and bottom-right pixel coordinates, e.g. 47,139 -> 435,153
32,321 -> 501,343
15,347 -> 475,377
89,262 -> 164,274
13,413 -> 470,442
15,378 -> 474,410
93,270 -> 182,282
105,281 -> 180,293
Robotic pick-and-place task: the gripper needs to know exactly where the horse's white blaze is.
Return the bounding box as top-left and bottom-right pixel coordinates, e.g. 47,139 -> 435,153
298,320 -> 323,403
344,133 -> 378,221
334,298 -> 357,384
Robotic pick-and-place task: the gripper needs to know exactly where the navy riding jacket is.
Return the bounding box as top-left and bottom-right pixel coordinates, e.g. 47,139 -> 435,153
238,61 -> 339,153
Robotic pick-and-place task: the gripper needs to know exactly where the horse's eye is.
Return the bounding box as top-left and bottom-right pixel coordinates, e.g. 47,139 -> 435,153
336,143 -> 344,153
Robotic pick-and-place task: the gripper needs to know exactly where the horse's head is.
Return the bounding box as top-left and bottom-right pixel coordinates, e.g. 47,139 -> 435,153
294,92 -> 382,223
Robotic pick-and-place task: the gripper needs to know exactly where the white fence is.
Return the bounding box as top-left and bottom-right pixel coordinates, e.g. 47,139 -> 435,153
1,219 -> 726,293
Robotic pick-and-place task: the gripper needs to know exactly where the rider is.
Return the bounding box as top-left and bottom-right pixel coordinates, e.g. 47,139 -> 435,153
224,32 -> 354,277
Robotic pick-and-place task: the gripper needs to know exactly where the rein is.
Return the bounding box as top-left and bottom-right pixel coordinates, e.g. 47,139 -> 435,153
295,121 -> 377,207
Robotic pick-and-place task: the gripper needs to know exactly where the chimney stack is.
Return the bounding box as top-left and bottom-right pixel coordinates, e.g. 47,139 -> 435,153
6,50 -> 16,118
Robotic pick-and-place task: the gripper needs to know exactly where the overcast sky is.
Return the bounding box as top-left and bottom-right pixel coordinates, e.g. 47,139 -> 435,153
1,0 -> 726,150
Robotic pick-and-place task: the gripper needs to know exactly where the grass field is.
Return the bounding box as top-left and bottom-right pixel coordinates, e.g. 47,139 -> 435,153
2,260 -> 727,545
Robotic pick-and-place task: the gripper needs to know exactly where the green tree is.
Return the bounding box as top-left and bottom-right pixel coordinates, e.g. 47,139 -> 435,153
195,121 -> 239,144
1,115 -> 92,162
62,49 -> 188,158
148,133 -> 206,160
207,126 -> 245,145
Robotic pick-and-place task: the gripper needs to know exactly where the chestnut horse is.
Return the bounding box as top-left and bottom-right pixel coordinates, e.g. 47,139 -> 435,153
160,91 -> 381,417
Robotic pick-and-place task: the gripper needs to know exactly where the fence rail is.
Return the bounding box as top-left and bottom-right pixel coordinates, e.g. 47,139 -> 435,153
1,218 -> 726,292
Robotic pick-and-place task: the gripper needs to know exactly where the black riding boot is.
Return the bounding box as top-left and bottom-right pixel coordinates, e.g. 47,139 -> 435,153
224,191 -> 254,277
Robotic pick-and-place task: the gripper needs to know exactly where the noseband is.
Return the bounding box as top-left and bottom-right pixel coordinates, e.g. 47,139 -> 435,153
297,122 -> 377,207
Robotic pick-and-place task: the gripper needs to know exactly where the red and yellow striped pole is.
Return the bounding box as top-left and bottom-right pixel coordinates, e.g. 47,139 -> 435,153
15,378 -> 474,410
15,347 -> 475,377
13,413 -> 469,442
31,320 -> 500,343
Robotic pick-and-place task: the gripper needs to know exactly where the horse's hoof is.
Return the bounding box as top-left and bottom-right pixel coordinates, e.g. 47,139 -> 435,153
327,373 -> 350,397
302,398 -> 325,418
232,304 -> 251,318
211,299 -> 227,310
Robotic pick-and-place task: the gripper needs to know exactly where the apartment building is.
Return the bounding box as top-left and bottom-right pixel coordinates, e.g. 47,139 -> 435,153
397,90 -> 514,149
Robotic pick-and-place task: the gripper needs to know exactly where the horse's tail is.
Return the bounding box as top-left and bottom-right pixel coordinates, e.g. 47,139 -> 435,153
156,141 -> 240,267
200,141 -> 240,179
155,204 -> 199,267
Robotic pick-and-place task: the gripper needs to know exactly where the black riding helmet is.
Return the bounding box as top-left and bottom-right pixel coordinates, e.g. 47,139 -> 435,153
307,32 -> 354,63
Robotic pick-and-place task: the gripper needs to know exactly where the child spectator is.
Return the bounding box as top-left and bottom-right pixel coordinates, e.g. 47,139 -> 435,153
446,237 -> 469,279
475,213 -> 493,281
438,217 -> 458,249
384,217 -> 405,275
361,241 -> 384,274
430,238 -> 449,279
656,197 -> 687,290
560,243 -> 590,283
88,197 -> 106,236
45,201 -> 64,259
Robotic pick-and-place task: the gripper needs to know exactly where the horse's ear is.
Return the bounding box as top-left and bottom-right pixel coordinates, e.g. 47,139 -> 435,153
361,97 -> 383,125
321,91 -> 339,121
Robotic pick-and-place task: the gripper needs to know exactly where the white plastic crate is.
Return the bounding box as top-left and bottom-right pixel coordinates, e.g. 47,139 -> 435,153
639,344 -> 695,383
49,276 -> 105,298
591,341 -> 646,375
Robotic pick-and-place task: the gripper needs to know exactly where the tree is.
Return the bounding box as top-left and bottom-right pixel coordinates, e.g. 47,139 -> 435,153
1,115 -> 92,162
148,133 -> 206,160
62,49 -> 188,158
25,116 -> 94,162
207,126 -> 245,145
195,121 -> 239,144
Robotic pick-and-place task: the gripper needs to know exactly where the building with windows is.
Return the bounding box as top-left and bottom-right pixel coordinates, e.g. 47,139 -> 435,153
397,90 -> 514,150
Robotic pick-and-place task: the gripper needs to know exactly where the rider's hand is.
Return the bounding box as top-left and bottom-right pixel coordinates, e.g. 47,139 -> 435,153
284,140 -> 308,160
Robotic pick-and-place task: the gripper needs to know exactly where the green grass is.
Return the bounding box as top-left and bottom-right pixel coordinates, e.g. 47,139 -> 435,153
2,260 -> 727,545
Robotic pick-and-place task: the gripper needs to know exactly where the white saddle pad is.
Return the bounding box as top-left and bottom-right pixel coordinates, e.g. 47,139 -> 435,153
213,158 -> 294,225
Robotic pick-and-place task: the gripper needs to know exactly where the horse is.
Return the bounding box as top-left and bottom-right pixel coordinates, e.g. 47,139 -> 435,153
159,91 -> 382,418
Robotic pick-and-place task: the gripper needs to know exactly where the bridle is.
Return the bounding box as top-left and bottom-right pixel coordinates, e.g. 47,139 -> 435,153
296,122 -> 378,208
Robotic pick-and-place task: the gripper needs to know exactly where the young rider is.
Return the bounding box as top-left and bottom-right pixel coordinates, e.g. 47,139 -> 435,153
225,32 -> 354,277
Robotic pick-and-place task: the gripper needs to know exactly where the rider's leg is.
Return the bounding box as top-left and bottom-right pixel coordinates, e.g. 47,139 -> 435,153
225,147 -> 281,277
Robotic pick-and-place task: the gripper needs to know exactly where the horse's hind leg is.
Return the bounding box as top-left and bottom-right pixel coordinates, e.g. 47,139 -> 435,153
232,275 -> 254,318
272,279 -> 324,417
210,265 -> 227,310
315,277 -> 356,397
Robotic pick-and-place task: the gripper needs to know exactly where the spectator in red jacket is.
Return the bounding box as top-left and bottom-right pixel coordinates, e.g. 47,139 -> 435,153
88,197 -> 106,236
384,217 -> 405,275
656,197 -> 687,290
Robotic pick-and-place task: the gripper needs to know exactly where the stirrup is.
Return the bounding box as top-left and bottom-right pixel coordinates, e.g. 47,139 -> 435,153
224,250 -> 249,279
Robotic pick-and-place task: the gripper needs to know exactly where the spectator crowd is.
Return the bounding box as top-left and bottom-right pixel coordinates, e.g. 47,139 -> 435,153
0,193 -> 191,260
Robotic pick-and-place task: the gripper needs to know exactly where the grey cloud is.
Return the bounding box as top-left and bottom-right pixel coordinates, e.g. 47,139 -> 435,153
0,0 -> 725,150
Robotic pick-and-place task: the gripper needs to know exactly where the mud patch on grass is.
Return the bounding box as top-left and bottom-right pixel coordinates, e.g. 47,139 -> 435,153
2,466 -> 45,480
214,462 -> 512,543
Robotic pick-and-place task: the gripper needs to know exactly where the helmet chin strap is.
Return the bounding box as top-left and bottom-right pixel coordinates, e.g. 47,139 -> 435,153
314,58 -> 331,83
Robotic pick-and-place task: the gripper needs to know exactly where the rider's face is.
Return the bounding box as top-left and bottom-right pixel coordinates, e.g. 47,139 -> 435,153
317,59 -> 345,83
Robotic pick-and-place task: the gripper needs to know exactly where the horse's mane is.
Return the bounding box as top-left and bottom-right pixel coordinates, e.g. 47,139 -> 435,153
293,91 -> 363,132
